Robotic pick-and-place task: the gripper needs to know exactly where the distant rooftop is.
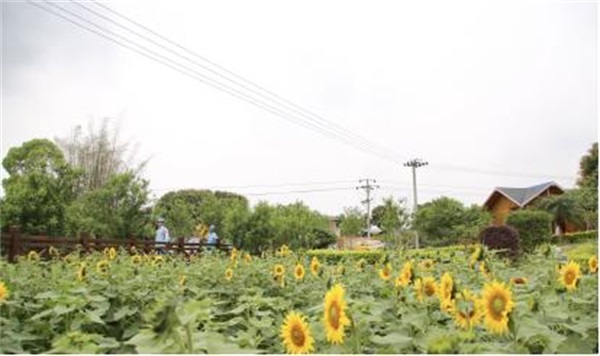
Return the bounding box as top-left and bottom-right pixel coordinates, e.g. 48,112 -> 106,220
485,181 -> 563,208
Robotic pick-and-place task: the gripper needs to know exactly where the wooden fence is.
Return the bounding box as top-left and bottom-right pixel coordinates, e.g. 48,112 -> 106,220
0,226 -> 232,263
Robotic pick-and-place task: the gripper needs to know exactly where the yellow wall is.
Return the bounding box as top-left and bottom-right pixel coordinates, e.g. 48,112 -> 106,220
490,196 -> 519,225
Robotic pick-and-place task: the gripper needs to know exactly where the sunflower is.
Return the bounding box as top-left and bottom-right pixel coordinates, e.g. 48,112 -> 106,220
95,260 -> 110,276
323,283 -> 351,344
379,264 -> 392,281
274,264 -> 285,277
179,275 -> 187,287
0,282 -> 8,302
479,261 -> 491,279
310,257 -> 321,276
230,248 -> 238,262
76,262 -> 87,282
225,268 -> 234,281
107,247 -> 117,260
440,297 -> 455,314
470,245 -> 483,267
423,277 -> 437,298
394,274 -> 405,288
356,258 -> 367,271
558,261 -> 582,292
279,274 -> 286,288
27,250 -> 40,261
280,311 -> 314,354
397,262 -> 414,287
438,272 -> 454,301
414,278 -> 424,302
131,255 -> 143,264
48,246 -> 60,258
510,277 -> 528,285
452,289 -> 482,330
588,256 -> 598,274
480,281 -> 515,334
244,253 -> 252,264
152,255 -> 165,267
420,259 -> 434,270
279,245 -> 291,257
295,264 -> 305,280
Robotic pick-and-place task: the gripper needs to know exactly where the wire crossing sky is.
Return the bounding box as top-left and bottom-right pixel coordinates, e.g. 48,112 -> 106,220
2,0 -> 597,215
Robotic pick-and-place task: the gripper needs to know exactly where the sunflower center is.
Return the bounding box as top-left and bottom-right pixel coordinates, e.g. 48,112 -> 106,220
491,295 -> 506,317
328,302 -> 341,329
425,284 -> 435,296
291,324 -> 306,347
564,270 -> 576,285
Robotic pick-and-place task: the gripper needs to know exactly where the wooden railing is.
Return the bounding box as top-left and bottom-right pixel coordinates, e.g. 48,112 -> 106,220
0,226 -> 232,263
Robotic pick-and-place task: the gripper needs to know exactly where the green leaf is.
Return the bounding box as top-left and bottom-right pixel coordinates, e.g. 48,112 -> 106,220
370,332 -> 413,348
85,311 -> 105,325
52,305 -> 75,316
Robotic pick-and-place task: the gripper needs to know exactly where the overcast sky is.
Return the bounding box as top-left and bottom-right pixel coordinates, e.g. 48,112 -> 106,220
2,0 -> 597,216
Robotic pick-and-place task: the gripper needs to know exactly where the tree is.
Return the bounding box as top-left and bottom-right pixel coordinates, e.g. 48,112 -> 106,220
371,197 -> 410,247
55,118 -> 149,192
65,172 -> 150,238
577,142 -> 598,190
270,202 -> 331,249
338,207 -> 365,236
413,197 -> 491,247
1,139 -> 80,235
533,193 -> 584,235
242,202 -> 277,253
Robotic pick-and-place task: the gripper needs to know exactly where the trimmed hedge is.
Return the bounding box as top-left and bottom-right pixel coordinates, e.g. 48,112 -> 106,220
553,230 -> 598,243
506,210 -> 553,252
305,249 -> 384,264
479,225 -> 521,260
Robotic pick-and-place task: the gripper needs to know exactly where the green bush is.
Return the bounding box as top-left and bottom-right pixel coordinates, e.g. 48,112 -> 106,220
506,210 -> 552,252
553,230 -> 598,244
305,249 -> 384,264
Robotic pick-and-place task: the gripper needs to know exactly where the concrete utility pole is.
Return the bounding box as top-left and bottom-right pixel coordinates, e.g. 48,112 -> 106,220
356,179 -> 379,239
403,158 -> 428,248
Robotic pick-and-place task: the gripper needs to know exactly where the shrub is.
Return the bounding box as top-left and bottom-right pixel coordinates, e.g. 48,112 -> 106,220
553,230 -> 598,244
479,225 -> 521,260
506,210 -> 552,252
305,249 -> 383,264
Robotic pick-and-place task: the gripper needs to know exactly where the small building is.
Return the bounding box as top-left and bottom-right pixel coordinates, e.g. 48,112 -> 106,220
483,181 -> 577,233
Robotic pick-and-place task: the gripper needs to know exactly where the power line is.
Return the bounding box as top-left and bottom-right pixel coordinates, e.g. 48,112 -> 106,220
30,0 -> 403,165
30,0 -> 578,182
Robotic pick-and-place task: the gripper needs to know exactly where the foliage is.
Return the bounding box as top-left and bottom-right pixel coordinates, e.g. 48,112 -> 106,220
338,207 -> 365,236
577,142 -> 598,191
55,118 -> 149,192
305,249 -> 384,264
554,230 -> 598,244
414,197 -> 491,247
270,202 -> 331,249
506,210 -> 553,252
534,192 -> 584,235
0,245 -> 597,354
479,225 -> 521,260
65,172 -> 151,238
1,139 -> 81,235
569,188 -> 598,230
371,197 -> 410,248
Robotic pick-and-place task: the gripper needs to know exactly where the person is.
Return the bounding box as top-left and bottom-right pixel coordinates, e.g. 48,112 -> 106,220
205,225 -> 219,253
155,217 -> 170,254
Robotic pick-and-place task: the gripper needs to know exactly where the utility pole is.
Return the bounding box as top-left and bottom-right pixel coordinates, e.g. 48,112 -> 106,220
356,179 -> 379,239
403,158 -> 428,248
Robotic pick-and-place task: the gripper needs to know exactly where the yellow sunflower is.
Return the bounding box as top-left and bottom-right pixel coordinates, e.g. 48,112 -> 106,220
310,257 -> 321,276
48,246 -> 60,258
107,247 -> 117,260
440,296 -> 455,314
274,264 -> 285,277
152,255 -> 164,267
279,274 -> 286,288
420,259 -> 434,270
27,250 -> 40,261
588,256 -> 598,274
356,258 -> 367,271
397,262 -> 413,287
438,272 -> 454,301
423,277 -> 437,298
131,255 -> 143,264
452,289 -> 482,330
0,282 -> 8,302
558,261 -> 582,292
379,264 -> 392,281
76,262 -> 87,282
225,268 -> 234,281
414,278 -> 424,302
510,277 -> 528,285
323,283 -> 351,344
280,311 -> 314,354
480,281 -> 515,334
394,274 -> 405,288
244,253 -> 252,264
95,260 -> 110,276
295,264 -> 305,280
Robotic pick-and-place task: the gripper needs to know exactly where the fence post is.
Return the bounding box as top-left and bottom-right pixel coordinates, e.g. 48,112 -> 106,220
8,226 -> 21,263
177,237 -> 185,255
80,232 -> 91,254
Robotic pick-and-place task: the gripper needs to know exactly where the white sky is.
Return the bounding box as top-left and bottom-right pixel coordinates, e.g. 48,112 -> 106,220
1,0 -> 598,216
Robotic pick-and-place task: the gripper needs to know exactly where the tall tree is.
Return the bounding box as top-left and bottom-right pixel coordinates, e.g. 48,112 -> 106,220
1,139 -> 80,235
55,118 -> 148,192
577,142 -> 598,190
534,192 -> 584,235
338,207 -> 365,236
65,172 -> 150,238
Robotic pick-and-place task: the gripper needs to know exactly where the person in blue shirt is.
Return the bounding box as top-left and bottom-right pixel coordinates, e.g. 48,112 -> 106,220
205,225 -> 219,253
155,217 -> 170,254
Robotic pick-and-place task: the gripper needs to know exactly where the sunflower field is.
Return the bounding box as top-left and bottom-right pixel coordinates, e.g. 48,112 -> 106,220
0,243 -> 598,354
